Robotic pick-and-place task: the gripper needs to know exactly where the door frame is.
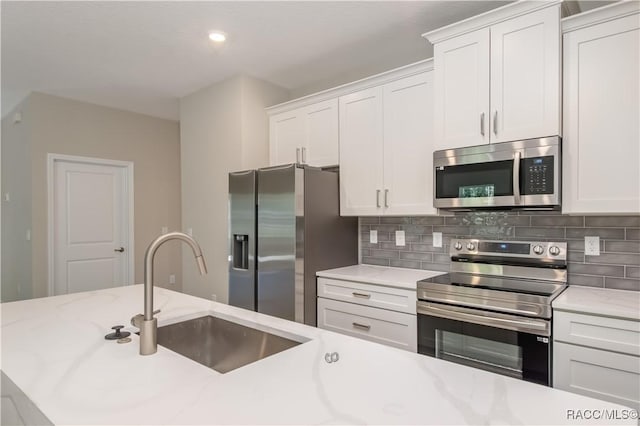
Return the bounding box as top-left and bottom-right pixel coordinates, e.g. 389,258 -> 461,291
47,153 -> 135,296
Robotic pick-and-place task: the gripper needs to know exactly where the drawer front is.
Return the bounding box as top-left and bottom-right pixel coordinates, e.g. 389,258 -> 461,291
554,342 -> 640,409
317,277 -> 416,314
317,297 -> 417,352
554,311 -> 640,356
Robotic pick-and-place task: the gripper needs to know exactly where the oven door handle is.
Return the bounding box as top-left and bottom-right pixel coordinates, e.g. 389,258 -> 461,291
417,302 -> 550,336
513,151 -> 521,205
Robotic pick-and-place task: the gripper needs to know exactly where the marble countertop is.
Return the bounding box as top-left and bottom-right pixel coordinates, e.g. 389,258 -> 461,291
553,286 -> 640,321
1,285 -> 635,425
317,264 -> 444,290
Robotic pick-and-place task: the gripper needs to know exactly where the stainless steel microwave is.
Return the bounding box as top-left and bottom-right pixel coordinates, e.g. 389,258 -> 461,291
433,137 -> 561,210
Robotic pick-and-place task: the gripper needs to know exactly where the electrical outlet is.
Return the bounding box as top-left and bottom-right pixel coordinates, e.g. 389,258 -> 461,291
395,230 -> 405,246
161,226 -> 168,234
211,294 -> 217,302
370,230 -> 378,244
585,236 -> 600,256
186,228 -> 193,237
169,274 -> 176,285
433,232 -> 443,248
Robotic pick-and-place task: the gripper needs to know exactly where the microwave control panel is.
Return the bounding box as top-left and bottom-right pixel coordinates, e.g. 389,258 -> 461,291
522,156 -> 554,194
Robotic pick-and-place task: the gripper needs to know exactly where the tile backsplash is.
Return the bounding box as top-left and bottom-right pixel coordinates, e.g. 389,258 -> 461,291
360,212 -> 640,291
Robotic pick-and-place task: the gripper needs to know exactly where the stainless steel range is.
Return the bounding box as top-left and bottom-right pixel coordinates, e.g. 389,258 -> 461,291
417,239 -> 567,386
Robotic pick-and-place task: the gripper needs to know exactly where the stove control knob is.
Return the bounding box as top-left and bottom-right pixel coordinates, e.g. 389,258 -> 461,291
453,241 -> 463,251
549,246 -> 561,256
533,245 -> 545,255
466,242 -> 476,251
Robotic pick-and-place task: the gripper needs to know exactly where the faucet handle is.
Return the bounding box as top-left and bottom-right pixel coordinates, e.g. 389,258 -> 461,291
153,309 -> 161,316
131,314 -> 144,328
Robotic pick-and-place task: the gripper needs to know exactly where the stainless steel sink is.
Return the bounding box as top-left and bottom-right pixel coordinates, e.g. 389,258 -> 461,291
156,315 -> 302,373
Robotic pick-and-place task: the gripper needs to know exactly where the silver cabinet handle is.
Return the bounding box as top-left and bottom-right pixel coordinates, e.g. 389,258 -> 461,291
352,322 -> 371,331
384,189 -> 389,208
480,112 -> 485,136
493,110 -> 498,136
301,147 -> 306,163
296,148 -> 301,163
114,247 -> 125,252
376,189 -> 381,208
513,151 -> 521,204
352,292 -> 371,299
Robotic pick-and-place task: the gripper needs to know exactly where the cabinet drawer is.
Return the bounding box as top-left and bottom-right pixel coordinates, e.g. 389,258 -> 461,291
554,342 -> 640,409
317,298 -> 417,352
554,311 -> 640,356
317,277 -> 416,314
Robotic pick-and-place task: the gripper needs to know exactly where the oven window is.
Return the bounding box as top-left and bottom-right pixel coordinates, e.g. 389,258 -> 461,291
437,330 -> 523,378
418,313 -> 549,385
435,160 -> 514,199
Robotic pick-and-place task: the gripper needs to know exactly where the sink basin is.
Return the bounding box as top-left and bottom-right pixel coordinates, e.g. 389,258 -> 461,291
156,315 -> 302,373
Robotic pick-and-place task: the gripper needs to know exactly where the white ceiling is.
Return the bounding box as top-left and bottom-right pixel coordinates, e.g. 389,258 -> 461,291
2,0 -> 551,121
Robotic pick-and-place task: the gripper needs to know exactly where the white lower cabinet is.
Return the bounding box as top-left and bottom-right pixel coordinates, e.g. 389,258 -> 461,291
317,278 -> 417,352
553,310 -> 640,409
554,342 -> 639,409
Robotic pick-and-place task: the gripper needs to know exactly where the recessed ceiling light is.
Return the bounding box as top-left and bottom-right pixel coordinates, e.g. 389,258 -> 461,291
208,32 -> 226,43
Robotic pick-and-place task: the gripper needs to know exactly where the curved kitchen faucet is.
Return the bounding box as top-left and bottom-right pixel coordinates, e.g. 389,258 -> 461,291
132,232 -> 207,355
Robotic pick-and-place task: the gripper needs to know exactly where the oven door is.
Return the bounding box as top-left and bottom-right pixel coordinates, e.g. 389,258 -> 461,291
434,149 -> 523,209
417,301 -> 551,386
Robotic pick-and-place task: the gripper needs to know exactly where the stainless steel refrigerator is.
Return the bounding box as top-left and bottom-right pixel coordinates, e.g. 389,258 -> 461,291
228,164 -> 358,326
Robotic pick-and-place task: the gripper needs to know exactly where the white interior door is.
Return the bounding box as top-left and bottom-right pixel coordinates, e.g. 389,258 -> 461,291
51,156 -> 133,295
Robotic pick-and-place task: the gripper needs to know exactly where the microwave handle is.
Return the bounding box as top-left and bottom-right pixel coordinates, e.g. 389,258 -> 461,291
513,151 -> 521,204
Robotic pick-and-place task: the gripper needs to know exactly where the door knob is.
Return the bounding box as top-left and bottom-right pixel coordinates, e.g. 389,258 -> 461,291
114,247 -> 125,252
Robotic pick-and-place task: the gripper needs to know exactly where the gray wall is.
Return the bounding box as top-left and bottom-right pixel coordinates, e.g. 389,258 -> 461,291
361,212 -> 640,291
1,92 -> 182,301
1,100 -> 32,301
180,75 -> 289,303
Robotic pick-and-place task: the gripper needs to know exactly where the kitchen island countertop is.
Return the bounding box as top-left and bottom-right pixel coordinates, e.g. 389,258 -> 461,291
1,285 -> 635,425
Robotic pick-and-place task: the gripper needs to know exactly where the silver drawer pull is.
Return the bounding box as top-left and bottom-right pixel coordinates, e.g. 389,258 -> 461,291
352,322 -> 371,331
352,292 -> 371,299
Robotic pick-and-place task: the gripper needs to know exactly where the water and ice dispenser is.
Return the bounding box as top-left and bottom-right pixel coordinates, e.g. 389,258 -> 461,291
232,234 -> 249,270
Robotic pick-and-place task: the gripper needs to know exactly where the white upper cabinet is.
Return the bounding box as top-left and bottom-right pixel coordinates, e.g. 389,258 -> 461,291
304,99 -> 339,167
340,69 -> 436,216
270,111 -> 303,165
426,1 -> 561,150
339,87 -> 385,216
383,72 -> 436,216
562,2 -> 640,214
490,6 -> 560,142
433,28 -> 490,151
269,99 -> 339,167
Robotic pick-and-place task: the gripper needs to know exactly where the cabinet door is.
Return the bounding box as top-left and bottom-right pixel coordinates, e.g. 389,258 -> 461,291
339,87 -> 384,216
562,14 -> 640,214
433,28 -> 490,151
317,297 -> 417,352
554,342 -> 640,409
269,110 -> 303,165
382,72 -> 437,215
490,6 -> 561,143
303,99 -> 339,167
